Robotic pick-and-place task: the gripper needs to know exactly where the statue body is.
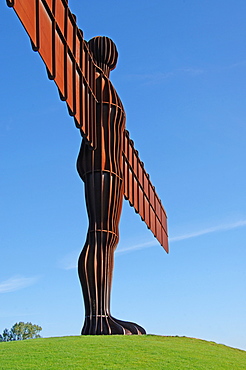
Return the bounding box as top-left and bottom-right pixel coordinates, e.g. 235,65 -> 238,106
77,37 -> 145,335
7,2 -> 168,336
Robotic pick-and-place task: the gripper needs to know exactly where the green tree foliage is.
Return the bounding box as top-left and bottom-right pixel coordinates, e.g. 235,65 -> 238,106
0,322 -> 42,342
0,328 -> 15,342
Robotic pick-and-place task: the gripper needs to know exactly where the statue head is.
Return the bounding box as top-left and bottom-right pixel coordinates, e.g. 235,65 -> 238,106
87,36 -> 118,76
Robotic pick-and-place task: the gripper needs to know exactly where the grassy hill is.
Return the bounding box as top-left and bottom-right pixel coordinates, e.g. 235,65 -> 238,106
0,335 -> 245,369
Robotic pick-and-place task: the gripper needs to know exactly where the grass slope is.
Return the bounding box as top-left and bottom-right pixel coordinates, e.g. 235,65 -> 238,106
0,335 -> 245,369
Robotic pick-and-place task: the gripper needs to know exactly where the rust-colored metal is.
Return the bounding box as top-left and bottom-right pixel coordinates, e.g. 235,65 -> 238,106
7,0 -> 97,147
7,0 -> 168,335
123,131 -> 168,252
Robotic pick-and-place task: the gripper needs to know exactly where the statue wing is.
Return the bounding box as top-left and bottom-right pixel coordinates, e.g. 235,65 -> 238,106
8,0 -> 168,251
123,130 -> 168,253
7,0 -> 97,148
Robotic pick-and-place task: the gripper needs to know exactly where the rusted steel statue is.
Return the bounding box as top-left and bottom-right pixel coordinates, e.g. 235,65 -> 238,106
7,0 -> 168,335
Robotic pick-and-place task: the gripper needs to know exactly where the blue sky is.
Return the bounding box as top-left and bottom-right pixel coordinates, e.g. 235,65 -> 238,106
0,0 -> 246,351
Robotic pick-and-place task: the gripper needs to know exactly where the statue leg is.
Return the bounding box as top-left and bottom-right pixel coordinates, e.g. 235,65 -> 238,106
78,171 -> 146,335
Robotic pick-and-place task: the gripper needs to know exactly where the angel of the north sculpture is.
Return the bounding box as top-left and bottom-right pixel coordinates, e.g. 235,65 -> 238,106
7,0 -> 168,335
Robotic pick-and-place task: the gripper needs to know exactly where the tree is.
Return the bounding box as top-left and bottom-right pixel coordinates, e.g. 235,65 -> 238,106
12,322 -> 42,340
2,328 -> 14,342
0,322 -> 42,341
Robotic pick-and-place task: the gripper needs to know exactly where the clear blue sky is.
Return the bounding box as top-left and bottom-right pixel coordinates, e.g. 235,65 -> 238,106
1,0 -> 246,351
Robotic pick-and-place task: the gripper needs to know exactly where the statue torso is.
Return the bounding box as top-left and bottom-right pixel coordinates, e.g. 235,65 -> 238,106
78,72 -> 126,179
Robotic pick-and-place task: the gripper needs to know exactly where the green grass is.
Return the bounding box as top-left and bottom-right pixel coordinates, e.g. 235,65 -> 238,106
0,335 -> 245,369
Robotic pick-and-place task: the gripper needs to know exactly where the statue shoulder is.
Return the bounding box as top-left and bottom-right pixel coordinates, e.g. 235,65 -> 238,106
95,72 -> 124,111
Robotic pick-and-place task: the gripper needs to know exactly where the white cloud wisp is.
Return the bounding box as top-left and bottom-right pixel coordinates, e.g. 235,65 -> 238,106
0,276 -> 39,293
117,219 -> 246,254
169,220 -> 246,242
59,220 -> 246,262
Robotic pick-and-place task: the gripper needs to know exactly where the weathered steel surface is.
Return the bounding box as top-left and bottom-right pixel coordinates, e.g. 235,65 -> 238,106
76,36 -> 147,334
123,131 -> 168,252
8,0 -> 97,148
6,0 -> 169,335
7,0 -> 168,252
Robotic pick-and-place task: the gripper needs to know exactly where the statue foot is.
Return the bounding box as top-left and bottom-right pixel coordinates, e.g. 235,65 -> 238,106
81,315 -> 146,335
111,316 -> 146,335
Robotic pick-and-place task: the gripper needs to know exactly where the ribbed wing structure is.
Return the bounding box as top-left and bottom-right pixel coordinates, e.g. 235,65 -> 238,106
7,0 -> 97,148
7,0 -> 168,252
123,130 -> 168,252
